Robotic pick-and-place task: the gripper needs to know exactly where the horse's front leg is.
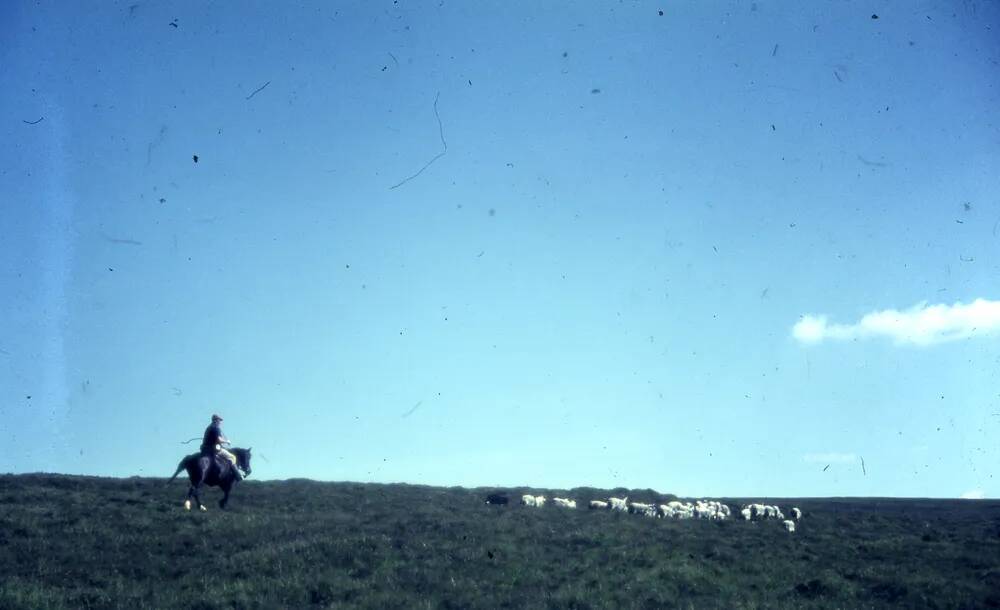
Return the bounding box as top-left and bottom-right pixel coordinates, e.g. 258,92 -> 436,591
219,482 -> 231,510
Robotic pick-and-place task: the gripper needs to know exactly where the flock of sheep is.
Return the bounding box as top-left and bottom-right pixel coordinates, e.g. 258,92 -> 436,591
508,494 -> 802,532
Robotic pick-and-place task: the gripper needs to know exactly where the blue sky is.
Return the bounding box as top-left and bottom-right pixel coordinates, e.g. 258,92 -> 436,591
2,0 -> 999,498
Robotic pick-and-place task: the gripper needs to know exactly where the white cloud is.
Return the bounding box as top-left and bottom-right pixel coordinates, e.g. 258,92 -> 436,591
803,452 -> 857,464
792,298 -> 1000,346
960,489 -> 985,500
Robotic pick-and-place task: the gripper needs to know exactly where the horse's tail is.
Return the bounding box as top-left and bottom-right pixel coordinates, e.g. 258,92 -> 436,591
166,457 -> 188,485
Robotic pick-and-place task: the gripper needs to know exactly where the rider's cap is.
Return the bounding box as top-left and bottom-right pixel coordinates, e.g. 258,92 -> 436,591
212,414 -> 223,422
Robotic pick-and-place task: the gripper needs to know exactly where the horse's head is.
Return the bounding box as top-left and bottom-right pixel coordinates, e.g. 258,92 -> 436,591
233,447 -> 252,478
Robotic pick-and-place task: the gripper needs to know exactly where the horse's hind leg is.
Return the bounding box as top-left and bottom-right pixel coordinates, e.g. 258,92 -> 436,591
184,472 -> 202,510
185,468 -> 208,511
191,482 -> 207,511
183,469 -> 196,510
219,484 -> 230,510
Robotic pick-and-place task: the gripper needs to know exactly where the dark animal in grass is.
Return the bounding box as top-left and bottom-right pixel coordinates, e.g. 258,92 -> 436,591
168,447 -> 252,510
485,493 -> 509,505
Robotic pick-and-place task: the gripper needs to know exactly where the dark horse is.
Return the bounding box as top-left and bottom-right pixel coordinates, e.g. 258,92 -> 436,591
168,447 -> 252,511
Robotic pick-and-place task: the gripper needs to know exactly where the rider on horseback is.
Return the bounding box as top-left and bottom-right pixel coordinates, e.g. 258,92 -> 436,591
201,414 -> 245,480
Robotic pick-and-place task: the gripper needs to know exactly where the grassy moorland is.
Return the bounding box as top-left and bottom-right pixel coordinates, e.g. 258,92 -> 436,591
0,474 -> 998,609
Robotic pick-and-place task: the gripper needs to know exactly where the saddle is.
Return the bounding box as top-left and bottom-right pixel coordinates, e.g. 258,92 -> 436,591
196,452 -> 230,477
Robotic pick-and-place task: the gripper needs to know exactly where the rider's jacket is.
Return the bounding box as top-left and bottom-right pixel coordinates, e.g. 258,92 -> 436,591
200,423 -> 224,455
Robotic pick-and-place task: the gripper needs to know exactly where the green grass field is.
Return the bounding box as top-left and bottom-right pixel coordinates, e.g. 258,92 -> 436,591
1,474 -> 998,609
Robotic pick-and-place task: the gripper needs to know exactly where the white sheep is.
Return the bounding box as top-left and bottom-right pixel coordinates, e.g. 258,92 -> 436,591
691,500 -> 729,520
628,501 -> 656,517
521,494 -> 537,507
609,496 -> 629,512
783,519 -> 796,533
589,500 -> 609,510
534,495 -> 547,507
791,507 -> 802,520
741,503 -> 787,521
553,497 -> 577,509
660,500 -> 697,519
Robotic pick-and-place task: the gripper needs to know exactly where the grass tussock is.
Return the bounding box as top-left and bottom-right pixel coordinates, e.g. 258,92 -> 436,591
0,474 -> 998,609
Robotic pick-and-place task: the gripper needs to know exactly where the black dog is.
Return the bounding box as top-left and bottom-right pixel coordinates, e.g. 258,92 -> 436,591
485,493 -> 509,505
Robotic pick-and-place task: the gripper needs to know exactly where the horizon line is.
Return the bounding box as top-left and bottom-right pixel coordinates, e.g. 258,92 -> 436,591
1,472 -> 993,501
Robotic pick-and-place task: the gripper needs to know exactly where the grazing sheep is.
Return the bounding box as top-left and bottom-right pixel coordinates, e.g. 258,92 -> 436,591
658,500 -> 696,519
742,503 -> 785,521
657,504 -> 688,518
521,494 -> 537,507
553,497 -> 577,509
741,507 -> 752,521
534,495 -> 547,507
783,519 -> 796,532
609,496 -> 629,512
485,493 -> 509,505
691,500 -> 729,520
791,507 -> 802,520
589,500 -> 609,510
630,502 -> 657,517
